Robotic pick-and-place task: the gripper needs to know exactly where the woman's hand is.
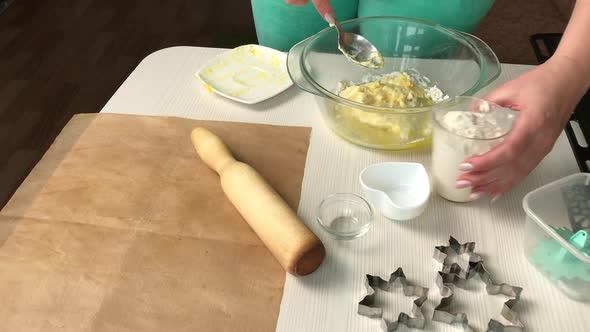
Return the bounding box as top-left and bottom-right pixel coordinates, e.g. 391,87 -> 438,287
459,0 -> 590,201
285,0 -> 334,22
458,56 -> 585,200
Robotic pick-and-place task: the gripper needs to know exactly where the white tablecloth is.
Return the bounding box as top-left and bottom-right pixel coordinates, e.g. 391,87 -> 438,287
101,46 -> 589,331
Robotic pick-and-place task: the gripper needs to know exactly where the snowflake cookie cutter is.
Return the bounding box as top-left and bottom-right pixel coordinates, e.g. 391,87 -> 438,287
434,236 -> 484,278
433,252 -> 524,331
358,267 -> 429,331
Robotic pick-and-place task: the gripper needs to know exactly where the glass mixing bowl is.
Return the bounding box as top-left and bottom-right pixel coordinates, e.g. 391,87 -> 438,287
287,16 -> 501,150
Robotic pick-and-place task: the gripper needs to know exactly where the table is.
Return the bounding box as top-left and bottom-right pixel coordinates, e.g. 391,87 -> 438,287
101,46 -> 589,331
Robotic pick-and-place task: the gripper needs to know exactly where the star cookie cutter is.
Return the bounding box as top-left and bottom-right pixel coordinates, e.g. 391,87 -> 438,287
433,238 -> 524,332
434,236 -> 484,278
358,267 -> 429,331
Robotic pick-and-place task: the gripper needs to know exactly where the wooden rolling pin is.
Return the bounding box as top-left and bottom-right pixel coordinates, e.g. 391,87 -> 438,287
191,127 -> 325,276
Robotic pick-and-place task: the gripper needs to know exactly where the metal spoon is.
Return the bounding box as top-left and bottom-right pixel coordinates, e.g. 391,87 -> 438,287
325,14 -> 384,69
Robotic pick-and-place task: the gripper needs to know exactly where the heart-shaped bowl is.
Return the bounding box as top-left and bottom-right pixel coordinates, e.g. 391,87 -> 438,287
359,162 -> 430,221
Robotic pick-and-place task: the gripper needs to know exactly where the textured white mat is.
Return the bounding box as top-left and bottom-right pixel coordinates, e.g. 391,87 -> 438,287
102,46 -> 588,331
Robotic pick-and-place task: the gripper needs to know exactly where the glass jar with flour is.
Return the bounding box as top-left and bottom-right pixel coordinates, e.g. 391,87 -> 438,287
432,97 -> 518,202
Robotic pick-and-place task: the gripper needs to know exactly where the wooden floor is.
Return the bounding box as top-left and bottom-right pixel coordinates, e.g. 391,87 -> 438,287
0,0 -> 258,208
0,0 -> 567,208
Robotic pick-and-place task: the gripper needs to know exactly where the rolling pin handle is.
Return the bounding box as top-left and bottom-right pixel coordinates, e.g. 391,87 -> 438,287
191,127 -> 236,174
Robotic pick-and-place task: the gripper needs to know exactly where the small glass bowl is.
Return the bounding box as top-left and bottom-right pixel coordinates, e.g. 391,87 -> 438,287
316,193 -> 374,240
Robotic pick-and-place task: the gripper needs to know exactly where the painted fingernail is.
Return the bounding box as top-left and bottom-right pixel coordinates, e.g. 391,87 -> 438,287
469,192 -> 483,201
455,180 -> 472,189
459,163 -> 474,172
324,13 -> 335,24
491,195 -> 502,204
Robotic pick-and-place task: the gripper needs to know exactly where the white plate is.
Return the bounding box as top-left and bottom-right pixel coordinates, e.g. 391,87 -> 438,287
196,44 -> 293,104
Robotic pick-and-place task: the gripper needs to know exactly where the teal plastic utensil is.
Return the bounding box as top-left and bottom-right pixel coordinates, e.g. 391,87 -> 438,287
530,227 -> 590,282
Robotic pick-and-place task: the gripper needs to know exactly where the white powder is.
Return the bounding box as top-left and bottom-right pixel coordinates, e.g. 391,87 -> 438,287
432,101 -> 510,202
441,112 -> 504,140
425,86 -> 449,103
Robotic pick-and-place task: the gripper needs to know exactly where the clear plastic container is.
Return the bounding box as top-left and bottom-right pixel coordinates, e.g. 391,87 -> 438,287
523,173 -> 590,302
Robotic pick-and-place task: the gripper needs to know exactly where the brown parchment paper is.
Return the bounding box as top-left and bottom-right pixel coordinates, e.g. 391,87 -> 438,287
0,113 -> 312,332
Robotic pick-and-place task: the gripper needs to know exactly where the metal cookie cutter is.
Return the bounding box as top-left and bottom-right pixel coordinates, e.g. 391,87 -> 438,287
433,238 -> 524,332
434,236 -> 484,278
358,268 -> 429,331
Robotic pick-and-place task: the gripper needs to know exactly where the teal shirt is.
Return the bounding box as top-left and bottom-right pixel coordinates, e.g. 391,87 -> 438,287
251,0 -> 495,51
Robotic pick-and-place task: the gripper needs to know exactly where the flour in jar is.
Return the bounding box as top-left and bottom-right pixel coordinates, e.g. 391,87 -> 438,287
440,105 -> 506,140
432,100 -> 514,202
